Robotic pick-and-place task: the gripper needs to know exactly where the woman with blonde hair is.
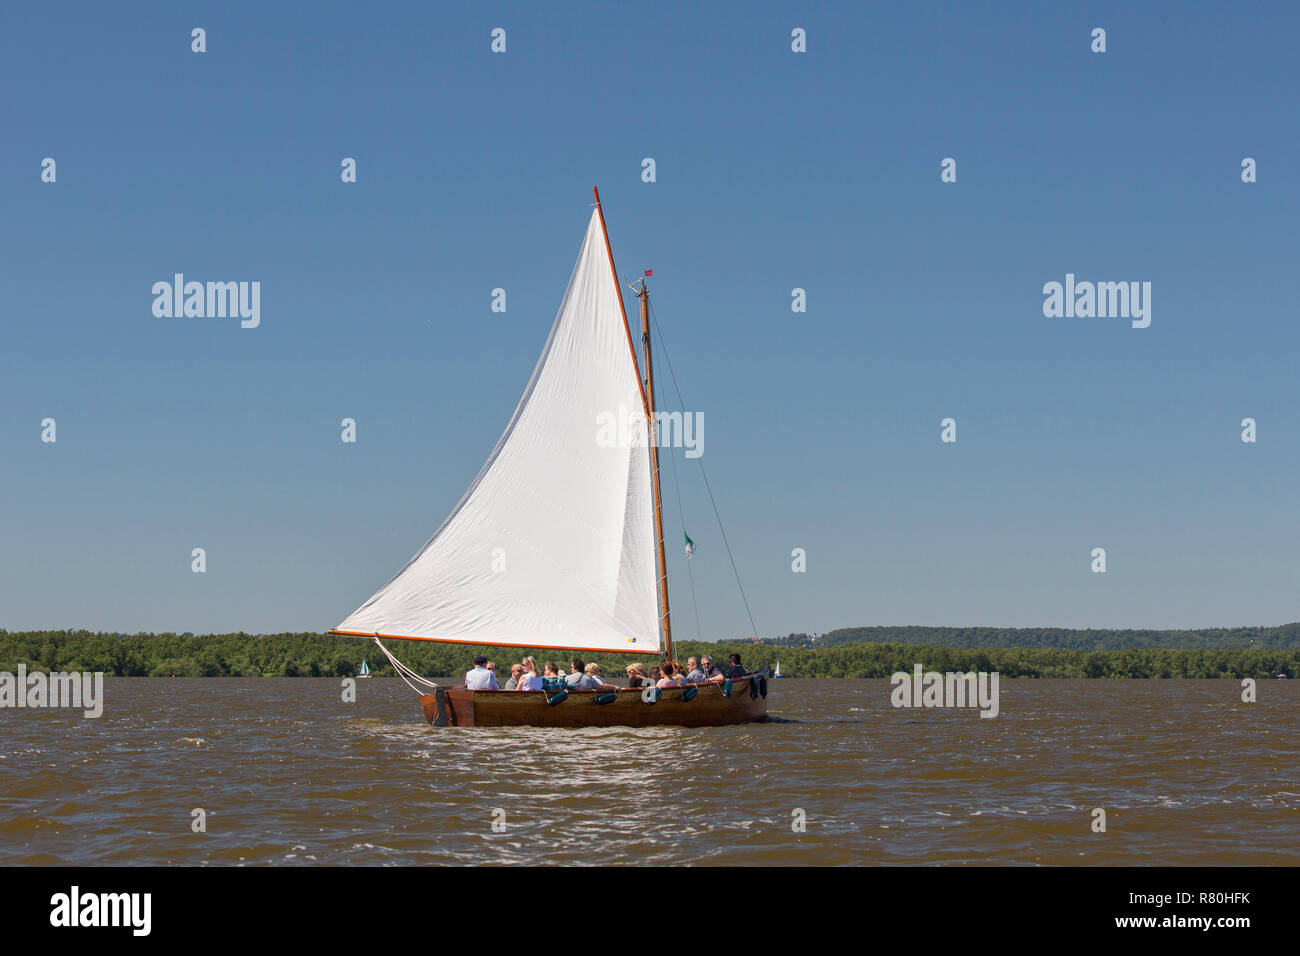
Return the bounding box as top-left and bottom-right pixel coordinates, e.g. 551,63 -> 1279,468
625,662 -> 649,688
516,656 -> 543,691
577,661 -> 616,691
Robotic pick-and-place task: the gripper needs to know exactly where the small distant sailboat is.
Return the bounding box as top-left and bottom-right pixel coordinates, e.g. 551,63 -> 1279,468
331,188 -> 769,727
358,658 -> 371,679
773,661 -> 784,678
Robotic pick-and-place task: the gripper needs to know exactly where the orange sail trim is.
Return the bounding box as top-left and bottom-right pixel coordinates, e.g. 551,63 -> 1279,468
329,629 -> 658,655
593,185 -> 651,421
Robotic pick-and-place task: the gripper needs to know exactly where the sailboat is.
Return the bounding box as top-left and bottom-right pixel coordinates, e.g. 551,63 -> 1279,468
331,188 -> 769,727
773,661 -> 784,678
358,658 -> 371,679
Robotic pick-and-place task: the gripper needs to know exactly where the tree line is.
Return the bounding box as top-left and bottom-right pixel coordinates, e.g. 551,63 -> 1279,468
0,630 -> 1294,679
815,622 -> 1300,651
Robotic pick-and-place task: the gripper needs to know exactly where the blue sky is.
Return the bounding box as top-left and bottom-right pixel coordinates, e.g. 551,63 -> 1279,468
2,1 -> 1297,638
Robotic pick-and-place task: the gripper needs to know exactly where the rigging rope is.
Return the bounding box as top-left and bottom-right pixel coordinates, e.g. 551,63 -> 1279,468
648,299 -> 761,642
372,635 -> 440,695
665,403 -> 707,642
664,412 -> 704,642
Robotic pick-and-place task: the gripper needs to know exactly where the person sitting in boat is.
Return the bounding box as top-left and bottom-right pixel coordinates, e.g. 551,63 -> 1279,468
565,658 -> 586,688
648,665 -> 663,685
625,663 -> 650,688
465,655 -> 500,690
515,657 -> 544,691
570,662 -> 615,691
722,653 -> 747,679
700,655 -> 725,682
542,662 -> 564,689
685,656 -> 706,683
655,662 -> 684,689
504,663 -> 524,690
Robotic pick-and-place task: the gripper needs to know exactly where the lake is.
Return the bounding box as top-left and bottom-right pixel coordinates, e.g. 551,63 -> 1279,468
1,677 -> 1296,865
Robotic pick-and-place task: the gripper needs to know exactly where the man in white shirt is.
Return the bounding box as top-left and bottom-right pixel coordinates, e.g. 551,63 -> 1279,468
465,655 -> 500,690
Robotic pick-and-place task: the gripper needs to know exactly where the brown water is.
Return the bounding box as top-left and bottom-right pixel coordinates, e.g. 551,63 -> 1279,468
1,678 -> 1296,865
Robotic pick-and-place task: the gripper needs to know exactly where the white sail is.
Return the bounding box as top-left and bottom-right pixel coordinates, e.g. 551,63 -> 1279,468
334,209 -> 660,655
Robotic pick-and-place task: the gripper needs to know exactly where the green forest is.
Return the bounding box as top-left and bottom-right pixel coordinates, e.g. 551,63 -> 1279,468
815,622 -> 1300,651
0,630 -> 1295,679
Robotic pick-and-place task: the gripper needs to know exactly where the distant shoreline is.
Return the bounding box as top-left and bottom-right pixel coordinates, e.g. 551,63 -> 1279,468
0,630 -> 1295,679
786,622 -> 1300,652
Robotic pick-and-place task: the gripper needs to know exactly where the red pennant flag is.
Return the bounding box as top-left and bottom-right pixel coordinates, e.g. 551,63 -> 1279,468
645,269 -> 654,276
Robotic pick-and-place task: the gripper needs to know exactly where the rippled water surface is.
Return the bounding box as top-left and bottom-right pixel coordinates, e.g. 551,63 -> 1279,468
1,678 -> 1296,865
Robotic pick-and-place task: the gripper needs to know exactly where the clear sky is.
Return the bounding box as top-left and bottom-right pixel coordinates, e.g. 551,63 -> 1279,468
2,2 -> 1297,638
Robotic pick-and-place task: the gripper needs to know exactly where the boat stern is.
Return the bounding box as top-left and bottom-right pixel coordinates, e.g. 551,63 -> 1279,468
419,686 -> 461,726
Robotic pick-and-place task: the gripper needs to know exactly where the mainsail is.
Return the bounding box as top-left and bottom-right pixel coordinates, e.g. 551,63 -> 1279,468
333,208 -> 660,655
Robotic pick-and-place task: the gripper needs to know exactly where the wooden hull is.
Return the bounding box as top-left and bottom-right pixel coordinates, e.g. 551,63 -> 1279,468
419,675 -> 770,728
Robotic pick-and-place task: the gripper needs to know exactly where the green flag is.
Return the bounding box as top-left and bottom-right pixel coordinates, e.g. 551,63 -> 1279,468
683,531 -> 695,559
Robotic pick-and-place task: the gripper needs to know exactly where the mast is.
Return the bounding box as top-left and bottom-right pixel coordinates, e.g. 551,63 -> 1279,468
638,279 -> 674,663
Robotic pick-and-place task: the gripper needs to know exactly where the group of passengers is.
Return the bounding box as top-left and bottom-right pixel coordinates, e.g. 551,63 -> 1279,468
463,652 -> 747,691
625,653 -> 745,688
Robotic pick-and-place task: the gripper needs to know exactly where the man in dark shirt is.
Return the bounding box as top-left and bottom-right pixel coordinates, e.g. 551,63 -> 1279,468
701,655 -> 725,682
723,652 -> 746,679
